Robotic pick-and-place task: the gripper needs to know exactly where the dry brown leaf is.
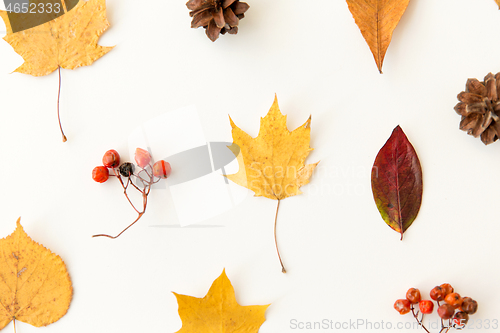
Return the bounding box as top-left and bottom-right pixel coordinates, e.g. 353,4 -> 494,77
173,269 -> 269,333
0,0 -> 113,76
0,219 -> 72,330
346,0 -> 410,73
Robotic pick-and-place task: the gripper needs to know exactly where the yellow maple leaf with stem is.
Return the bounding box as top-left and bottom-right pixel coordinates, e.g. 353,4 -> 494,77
226,95 -> 319,273
173,269 -> 270,333
0,0 -> 113,142
0,218 -> 73,332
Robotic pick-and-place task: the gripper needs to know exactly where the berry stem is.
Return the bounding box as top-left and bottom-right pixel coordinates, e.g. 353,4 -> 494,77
92,166 -> 154,239
57,66 -> 67,142
411,306 -> 431,333
274,199 -> 286,273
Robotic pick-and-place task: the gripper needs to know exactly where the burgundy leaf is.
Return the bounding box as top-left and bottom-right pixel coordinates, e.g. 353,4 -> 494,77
371,126 -> 423,240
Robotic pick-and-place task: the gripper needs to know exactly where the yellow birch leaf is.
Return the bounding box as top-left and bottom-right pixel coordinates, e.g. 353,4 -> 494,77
0,0 -> 113,76
226,95 -> 318,200
0,218 -> 73,330
173,269 -> 270,333
346,0 -> 410,73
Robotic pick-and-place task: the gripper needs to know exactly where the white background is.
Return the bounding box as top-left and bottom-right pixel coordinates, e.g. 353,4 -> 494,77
0,0 -> 499,332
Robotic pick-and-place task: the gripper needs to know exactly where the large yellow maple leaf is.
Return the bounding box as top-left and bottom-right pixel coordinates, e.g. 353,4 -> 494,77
227,95 -> 318,201
226,95 -> 318,273
0,0 -> 113,76
0,219 -> 73,330
173,269 -> 269,333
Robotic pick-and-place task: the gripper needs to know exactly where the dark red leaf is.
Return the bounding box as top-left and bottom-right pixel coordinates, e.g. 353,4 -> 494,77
371,126 -> 423,240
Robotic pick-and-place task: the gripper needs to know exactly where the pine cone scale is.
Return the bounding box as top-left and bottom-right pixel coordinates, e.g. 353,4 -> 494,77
232,2 -> 249,15
222,0 -> 236,8
224,7 -> 239,27
213,9 -> 225,28
458,92 -> 483,104
191,10 -> 212,28
207,19 -> 222,41
466,78 -> 486,95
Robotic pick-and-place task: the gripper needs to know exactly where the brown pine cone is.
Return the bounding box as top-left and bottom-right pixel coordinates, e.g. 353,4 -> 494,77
455,72 -> 500,145
186,0 -> 250,42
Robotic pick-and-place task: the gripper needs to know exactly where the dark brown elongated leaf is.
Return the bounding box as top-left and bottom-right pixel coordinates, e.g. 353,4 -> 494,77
371,126 -> 422,240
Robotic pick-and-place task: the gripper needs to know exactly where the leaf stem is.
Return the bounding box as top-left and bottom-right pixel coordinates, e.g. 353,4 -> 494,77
57,66 -> 67,142
13,319 -> 16,333
274,199 -> 286,273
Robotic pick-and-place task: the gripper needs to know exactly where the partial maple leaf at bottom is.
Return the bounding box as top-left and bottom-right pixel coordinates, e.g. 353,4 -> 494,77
226,95 -> 319,272
173,269 -> 269,333
0,219 -> 73,331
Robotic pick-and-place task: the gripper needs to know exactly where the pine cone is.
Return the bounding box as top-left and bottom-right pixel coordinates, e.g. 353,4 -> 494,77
455,72 -> 500,145
186,0 -> 249,42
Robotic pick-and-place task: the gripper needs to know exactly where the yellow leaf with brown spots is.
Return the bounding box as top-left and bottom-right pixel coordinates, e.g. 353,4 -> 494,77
0,219 -> 72,330
0,0 -> 113,76
173,269 -> 269,333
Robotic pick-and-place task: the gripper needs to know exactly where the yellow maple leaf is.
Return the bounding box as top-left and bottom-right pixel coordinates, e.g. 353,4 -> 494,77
173,269 -> 269,333
346,0 -> 410,73
226,95 -> 318,273
496,0 -> 500,9
0,0 -> 113,76
227,95 -> 318,201
0,219 -> 73,330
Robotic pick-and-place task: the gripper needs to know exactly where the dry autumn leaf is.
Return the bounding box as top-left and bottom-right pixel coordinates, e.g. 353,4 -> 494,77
371,126 -> 422,240
173,269 -> 269,333
496,0 -> 500,9
346,0 -> 410,73
0,0 -> 113,141
227,95 -> 318,272
0,219 -> 73,331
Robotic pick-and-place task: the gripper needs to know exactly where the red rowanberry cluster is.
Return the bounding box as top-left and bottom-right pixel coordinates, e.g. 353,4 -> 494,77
92,148 -> 172,239
394,284 -> 478,333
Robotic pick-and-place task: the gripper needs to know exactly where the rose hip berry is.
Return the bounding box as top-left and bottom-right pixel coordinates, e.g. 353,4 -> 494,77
92,166 -> 109,183
102,149 -> 120,168
461,297 -> 478,314
445,293 -> 463,308
437,303 -> 455,320
430,286 -> 446,301
406,288 -> 421,304
119,162 -> 135,177
153,160 -> 171,178
440,283 -> 454,297
419,300 -> 434,314
454,311 -> 469,326
134,148 -> 151,168
394,299 -> 411,315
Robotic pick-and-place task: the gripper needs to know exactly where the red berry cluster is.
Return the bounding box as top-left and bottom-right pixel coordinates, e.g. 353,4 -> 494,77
92,148 -> 172,239
395,284 -> 478,332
